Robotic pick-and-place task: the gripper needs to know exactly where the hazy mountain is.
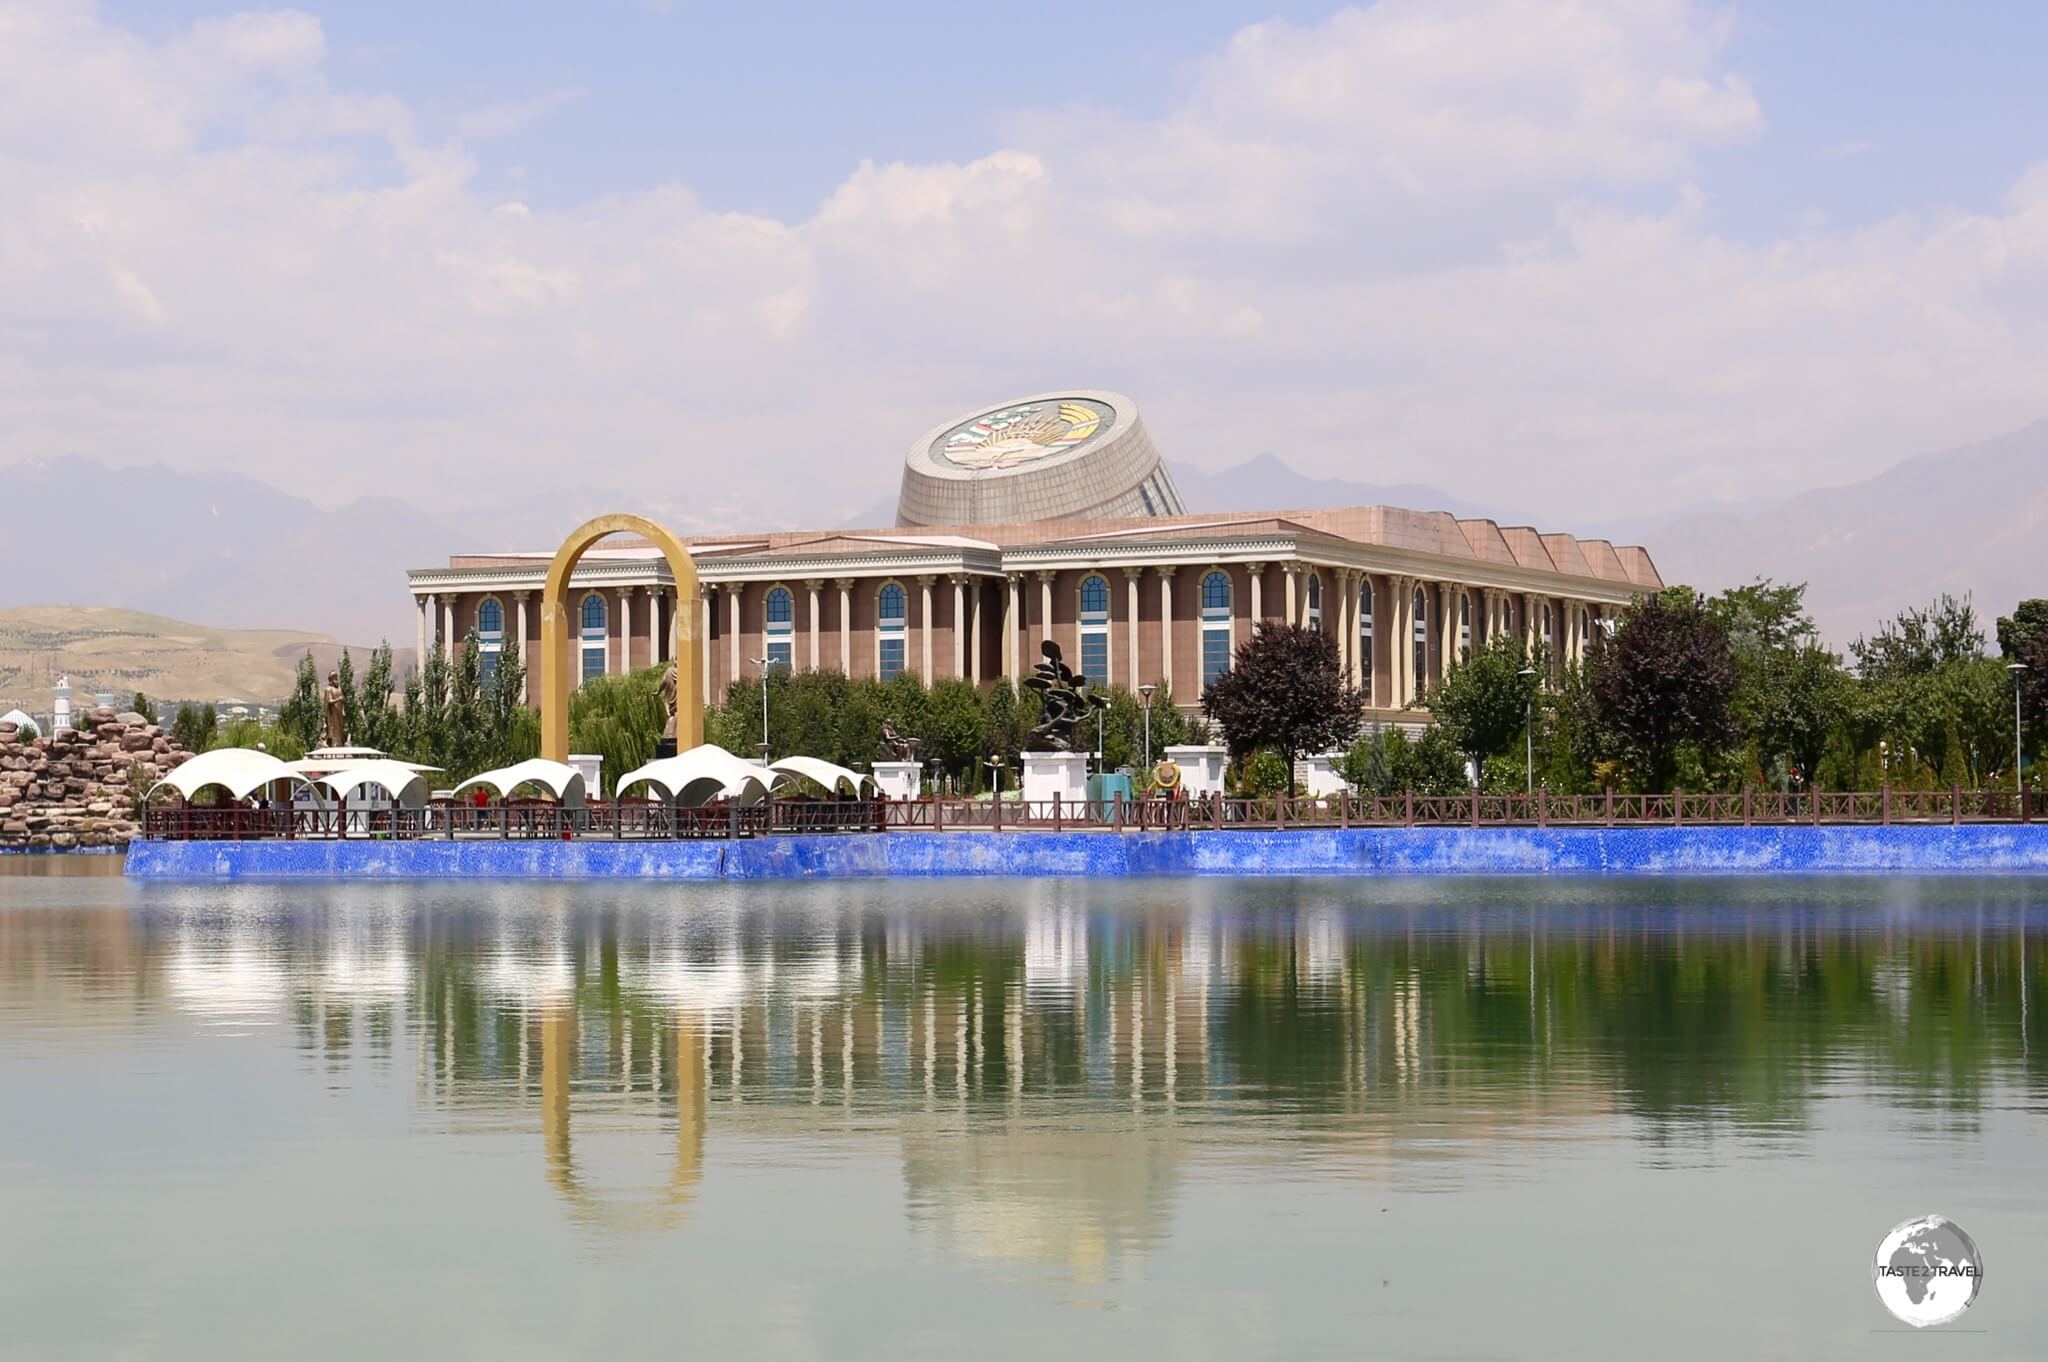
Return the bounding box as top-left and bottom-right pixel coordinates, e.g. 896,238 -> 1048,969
0,605 -> 408,717
1635,420 -> 2048,646
1169,453 -> 1485,520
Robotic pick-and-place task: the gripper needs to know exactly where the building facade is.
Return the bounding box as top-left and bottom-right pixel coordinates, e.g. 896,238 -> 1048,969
406,393 -> 1662,719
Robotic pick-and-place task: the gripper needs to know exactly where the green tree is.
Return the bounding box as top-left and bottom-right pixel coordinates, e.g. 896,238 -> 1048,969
171,702 -> 217,753
1995,599 -> 2048,660
355,642 -> 397,754
128,692 -> 157,724
569,666 -> 667,797
1201,622 -> 1364,779
1425,635 -> 1537,785
335,649 -> 360,749
279,651 -> 321,751
1586,592 -> 1740,792
446,631 -> 486,778
925,679 -> 987,785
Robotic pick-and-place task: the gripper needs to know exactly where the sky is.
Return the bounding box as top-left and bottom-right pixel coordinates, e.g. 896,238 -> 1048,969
3,0 -> 2046,533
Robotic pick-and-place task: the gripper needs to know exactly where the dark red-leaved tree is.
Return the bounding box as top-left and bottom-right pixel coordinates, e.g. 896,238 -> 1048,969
1201,621 -> 1364,782
1587,592 -> 1740,792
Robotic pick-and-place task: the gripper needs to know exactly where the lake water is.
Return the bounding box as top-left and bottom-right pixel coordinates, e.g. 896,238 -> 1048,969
3,861 -> 2046,1359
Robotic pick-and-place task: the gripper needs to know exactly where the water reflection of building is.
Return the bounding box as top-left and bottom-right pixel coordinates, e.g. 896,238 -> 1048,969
12,887 -> 2042,1264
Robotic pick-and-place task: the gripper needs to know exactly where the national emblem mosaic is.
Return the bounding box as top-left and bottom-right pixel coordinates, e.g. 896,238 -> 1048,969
931,398 -> 1114,470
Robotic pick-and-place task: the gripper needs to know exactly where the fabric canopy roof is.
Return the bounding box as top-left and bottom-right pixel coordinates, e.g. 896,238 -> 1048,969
616,744 -> 778,807
450,759 -> 588,807
147,748 -> 315,803
766,756 -> 874,796
308,760 -> 431,810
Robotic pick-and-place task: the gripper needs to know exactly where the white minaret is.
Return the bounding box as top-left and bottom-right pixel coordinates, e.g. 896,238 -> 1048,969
52,675 -> 72,733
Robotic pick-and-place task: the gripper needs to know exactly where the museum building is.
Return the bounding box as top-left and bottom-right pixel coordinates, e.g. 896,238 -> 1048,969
405,391 -> 1663,718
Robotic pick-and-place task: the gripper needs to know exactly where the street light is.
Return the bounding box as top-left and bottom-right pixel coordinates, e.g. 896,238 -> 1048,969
1517,667 -> 1537,796
748,657 -> 772,761
1137,683 -> 1157,772
983,755 -> 1004,797
2012,662 -> 2030,795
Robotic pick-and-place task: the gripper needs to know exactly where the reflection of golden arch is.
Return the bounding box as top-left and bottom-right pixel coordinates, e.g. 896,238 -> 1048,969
539,514 -> 702,763
541,1008 -> 705,1233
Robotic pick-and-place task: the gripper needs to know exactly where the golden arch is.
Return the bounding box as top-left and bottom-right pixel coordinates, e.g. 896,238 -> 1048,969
541,1008 -> 705,1233
539,514 -> 701,763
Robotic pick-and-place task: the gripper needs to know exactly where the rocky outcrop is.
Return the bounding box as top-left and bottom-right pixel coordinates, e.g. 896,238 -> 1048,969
0,707 -> 191,849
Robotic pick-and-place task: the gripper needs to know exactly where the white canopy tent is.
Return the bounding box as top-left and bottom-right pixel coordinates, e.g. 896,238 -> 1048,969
450,759 -> 588,808
616,744 -> 781,807
766,756 -> 875,797
147,748 -> 319,804
308,760 -> 432,810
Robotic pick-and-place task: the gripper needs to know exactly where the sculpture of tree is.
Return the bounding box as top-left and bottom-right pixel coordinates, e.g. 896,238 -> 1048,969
1024,640 -> 1109,752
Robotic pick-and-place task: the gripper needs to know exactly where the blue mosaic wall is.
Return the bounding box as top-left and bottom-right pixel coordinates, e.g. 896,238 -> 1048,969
124,825 -> 2048,880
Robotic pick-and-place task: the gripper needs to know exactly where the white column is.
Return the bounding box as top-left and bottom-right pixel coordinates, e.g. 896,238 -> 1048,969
1004,575 -> 1021,679
969,580 -> 983,684
728,584 -> 742,683
1123,568 -> 1142,691
514,592 -> 531,701
836,579 -> 853,678
645,586 -> 661,668
443,598 -> 455,661
1282,564 -> 1299,624
618,588 -> 633,675
806,580 -> 823,671
1440,581 -> 1457,676
1156,567 -> 1174,692
919,576 -> 936,681
701,586 -> 714,698
417,595 -> 431,667
1335,571 -> 1353,684
1247,562 -> 1264,626
951,576 -> 967,678
1037,571 -> 1055,662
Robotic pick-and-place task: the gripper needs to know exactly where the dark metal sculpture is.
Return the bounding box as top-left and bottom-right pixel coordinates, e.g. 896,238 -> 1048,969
878,720 -> 923,762
1024,640 -> 1109,752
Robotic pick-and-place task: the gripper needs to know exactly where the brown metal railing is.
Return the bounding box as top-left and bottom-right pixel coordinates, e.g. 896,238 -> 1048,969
136,785 -> 2039,841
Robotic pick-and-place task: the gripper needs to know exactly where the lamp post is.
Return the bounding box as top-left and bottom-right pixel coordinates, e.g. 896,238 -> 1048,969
1517,667 -> 1537,796
984,756 -> 1003,798
1138,683 -> 1157,772
748,657 -> 771,761
2012,663 -> 2030,795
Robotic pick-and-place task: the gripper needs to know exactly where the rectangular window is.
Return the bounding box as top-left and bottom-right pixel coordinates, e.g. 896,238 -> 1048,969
879,637 -> 905,682
481,650 -> 499,683
581,645 -> 604,684
1202,629 -> 1230,691
1081,633 -> 1108,685
768,640 -> 793,671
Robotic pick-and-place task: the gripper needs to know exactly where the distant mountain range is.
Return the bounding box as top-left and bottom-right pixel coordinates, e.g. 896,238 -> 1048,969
5,421 -> 2041,663
0,605 -> 402,717
1613,419 -> 2048,646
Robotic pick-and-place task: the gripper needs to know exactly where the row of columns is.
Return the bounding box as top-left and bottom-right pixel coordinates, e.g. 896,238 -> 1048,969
416,587 -> 679,702
415,569 -> 1611,708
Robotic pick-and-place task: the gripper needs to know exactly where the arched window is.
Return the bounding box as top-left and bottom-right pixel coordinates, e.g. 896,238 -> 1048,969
1458,591 -> 1471,661
580,593 -> 607,685
1306,572 -> 1322,632
1201,570 -> 1233,692
765,587 -> 794,671
877,582 -> 907,681
478,596 -> 504,684
1412,586 -> 1428,688
1358,579 -> 1374,695
1078,575 -> 1110,685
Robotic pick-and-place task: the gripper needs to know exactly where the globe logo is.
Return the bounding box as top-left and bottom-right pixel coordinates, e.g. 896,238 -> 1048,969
1873,1214 -> 1983,1327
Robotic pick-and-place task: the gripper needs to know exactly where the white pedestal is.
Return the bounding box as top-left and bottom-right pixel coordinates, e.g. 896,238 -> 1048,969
1021,751 -> 1090,808
1297,752 -> 1348,797
568,753 -> 603,798
872,760 -> 923,801
1165,745 -> 1229,798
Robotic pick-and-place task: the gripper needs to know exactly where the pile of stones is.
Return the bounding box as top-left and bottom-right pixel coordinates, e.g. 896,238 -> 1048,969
0,707 -> 192,849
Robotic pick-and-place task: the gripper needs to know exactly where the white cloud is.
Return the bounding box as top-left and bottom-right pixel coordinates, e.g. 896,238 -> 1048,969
0,0 -> 2043,535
